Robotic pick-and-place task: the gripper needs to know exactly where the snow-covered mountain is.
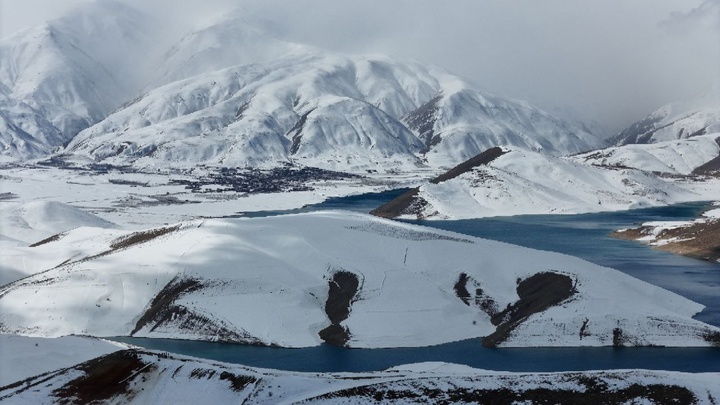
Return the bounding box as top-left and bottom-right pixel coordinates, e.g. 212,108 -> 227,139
1,1 -> 599,167
0,1 -> 160,159
610,91 -> 720,146
3,349 -> 719,404
373,136 -> 720,220
1,211 -> 717,348
65,51 -> 600,171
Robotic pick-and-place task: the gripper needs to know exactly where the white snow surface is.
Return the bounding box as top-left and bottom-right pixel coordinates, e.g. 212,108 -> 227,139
0,335 -> 127,387
0,211 -> 716,348
408,139 -> 720,219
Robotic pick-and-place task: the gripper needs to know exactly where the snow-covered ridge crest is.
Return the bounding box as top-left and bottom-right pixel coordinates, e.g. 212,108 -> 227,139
611,91 -> 720,146
0,0 -> 161,159
1,211 -> 717,348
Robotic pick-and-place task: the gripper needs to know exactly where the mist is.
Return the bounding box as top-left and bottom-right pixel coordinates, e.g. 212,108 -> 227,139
2,0 -> 718,132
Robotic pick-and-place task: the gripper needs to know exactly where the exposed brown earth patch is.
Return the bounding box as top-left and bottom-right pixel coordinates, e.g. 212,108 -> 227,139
483,272 -> 575,347
612,217 -> 720,263
319,270 -> 360,346
52,350 -> 152,404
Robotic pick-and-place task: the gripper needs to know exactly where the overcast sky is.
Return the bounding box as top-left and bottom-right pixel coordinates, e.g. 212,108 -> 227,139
1,0 -> 718,132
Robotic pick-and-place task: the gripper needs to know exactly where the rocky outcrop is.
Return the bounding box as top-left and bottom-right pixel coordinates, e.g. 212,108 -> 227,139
319,271 -> 360,346
483,272 -> 575,347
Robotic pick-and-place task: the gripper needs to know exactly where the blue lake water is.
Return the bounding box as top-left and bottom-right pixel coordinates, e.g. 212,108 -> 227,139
116,192 -> 720,373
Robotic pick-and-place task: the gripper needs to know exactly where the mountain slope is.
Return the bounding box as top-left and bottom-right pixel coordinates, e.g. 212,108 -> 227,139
0,1 -> 159,160
65,51 -> 598,171
0,211 -> 716,348
373,137 -> 720,219
576,133 -> 720,175
403,87 -> 602,166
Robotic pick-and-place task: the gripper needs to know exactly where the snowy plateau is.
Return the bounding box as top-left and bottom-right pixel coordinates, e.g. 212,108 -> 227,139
2,0 -> 720,402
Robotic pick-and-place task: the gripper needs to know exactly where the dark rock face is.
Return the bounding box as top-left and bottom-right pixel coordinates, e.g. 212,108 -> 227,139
430,146 -> 506,184
402,94 -> 443,153
453,273 -> 498,317
483,272 -> 575,347
608,114 -> 665,146
319,271 -> 360,346
288,109 -> 315,155
453,273 -> 472,305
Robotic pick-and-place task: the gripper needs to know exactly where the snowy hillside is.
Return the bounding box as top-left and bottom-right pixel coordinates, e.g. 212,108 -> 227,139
0,1 -> 159,159
65,51 -> 599,170
2,350 -> 719,404
576,133 -> 720,175
610,91 -> 720,146
1,211 -> 717,348
404,87 -> 602,166
373,138 -> 720,219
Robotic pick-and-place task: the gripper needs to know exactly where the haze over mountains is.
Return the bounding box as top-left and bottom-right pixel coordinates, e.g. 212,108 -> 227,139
1,1 -> 606,168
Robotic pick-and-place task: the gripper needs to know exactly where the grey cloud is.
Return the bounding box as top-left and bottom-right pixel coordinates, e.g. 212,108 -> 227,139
2,0 -> 717,133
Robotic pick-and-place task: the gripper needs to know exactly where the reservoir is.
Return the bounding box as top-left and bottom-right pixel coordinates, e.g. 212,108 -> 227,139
116,193 -> 720,373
